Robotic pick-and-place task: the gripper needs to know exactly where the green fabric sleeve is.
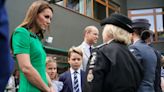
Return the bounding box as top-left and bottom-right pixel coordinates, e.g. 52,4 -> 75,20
12,27 -> 30,55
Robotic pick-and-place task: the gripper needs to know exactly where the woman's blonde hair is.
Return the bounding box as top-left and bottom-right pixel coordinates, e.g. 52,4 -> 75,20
103,24 -> 131,45
18,0 -> 53,39
46,56 -> 57,65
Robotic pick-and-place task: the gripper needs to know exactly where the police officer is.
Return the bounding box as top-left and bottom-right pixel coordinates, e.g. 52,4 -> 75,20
83,13 -> 143,92
129,19 -> 161,92
141,29 -> 163,92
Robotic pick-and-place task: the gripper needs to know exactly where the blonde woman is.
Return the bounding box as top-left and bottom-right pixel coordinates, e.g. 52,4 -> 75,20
84,13 -> 143,92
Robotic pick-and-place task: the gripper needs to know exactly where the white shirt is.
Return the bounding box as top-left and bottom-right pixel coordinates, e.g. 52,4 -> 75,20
52,80 -> 63,92
79,41 -> 93,71
70,68 -> 82,92
5,76 -> 15,92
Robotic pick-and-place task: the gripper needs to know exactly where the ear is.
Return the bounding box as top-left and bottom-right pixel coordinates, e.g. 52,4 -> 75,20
86,30 -> 91,35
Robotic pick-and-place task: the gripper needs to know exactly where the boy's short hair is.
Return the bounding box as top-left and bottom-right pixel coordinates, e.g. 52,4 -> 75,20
68,46 -> 83,58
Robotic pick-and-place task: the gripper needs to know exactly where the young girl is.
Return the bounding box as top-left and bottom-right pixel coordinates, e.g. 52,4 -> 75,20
46,56 -> 63,92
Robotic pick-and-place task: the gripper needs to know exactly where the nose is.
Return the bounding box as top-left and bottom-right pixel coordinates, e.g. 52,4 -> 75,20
95,34 -> 99,39
47,18 -> 51,24
51,69 -> 55,73
75,60 -> 78,63
74,59 -> 79,63
96,35 -> 99,38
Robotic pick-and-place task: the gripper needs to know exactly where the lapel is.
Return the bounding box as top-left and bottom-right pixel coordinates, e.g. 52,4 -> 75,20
66,71 -> 73,92
68,69 -> 85,92
80,42 -> 91,58
80,70 -> 84,88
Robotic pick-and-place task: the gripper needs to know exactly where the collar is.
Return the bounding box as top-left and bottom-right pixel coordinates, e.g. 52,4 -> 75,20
82,41 -> 93,49
133,38 -> 140,44
82,41 -> 91,48
70,67 -> 80,74
28,29 -> 38,39
22,27 -> 38,39
106,39 -> 114,44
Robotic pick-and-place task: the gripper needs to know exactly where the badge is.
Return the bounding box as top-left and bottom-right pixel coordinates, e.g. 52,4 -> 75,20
89,65 -> 94,68
129,49 -> 134,52
87,70 -> 94,82
90,52 -> 97,65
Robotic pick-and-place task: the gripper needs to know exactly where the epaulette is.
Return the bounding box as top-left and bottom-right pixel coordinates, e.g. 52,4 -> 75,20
95,43 -> 107,49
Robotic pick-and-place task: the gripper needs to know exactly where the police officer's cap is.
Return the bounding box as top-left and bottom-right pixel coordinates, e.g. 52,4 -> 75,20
100,13 -> 133,33
132,19 -> 151,30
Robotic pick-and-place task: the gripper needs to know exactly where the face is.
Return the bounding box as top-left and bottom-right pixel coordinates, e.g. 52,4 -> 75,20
102,26 -> 112,43
36,8 -> 53,31
68,52 -> 82,70
15,70 -> 19,78
130,33 -> 135,43
87,28 -> 99,45
46,62 -> 57,80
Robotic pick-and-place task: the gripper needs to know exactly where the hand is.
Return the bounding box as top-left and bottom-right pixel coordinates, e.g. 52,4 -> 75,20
41,87 -> 51,92
50,86 -> 55,92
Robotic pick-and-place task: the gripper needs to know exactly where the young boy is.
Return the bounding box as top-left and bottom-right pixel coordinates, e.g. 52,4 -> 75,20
59,47 -> 85,92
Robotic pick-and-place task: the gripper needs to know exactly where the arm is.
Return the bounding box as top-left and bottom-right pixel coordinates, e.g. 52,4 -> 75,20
16,54 -> 50,92
46,73 -> 55,92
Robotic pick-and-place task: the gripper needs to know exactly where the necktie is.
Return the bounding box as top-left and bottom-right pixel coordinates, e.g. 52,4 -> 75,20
89,46 -> 92,55
74,71 -> 79,92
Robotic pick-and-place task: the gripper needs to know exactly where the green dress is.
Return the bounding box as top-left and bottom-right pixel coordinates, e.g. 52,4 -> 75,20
12,27 -> 48,92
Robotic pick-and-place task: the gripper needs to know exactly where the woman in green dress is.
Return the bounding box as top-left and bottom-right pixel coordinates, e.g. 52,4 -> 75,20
11,0 -> 54,92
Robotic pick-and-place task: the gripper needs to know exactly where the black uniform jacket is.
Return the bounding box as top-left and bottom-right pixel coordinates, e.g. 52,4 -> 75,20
83,40 -> 143,92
